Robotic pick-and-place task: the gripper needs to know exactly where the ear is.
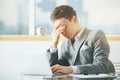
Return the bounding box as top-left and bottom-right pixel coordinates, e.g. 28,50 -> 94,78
72,15 -> 78,23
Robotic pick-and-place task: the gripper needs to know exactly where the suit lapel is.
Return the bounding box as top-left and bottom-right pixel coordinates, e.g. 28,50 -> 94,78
72,28 -> 89,65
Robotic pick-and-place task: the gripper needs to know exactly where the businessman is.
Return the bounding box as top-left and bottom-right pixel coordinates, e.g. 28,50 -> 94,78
46,5 -> 115,74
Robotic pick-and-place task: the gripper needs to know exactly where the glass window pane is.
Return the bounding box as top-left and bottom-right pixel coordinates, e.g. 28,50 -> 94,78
0,0 -> 29,35
35,0 -> 120,35
83,0 -> 120,35
35,0 -> 56,35
34,0 -> 88,35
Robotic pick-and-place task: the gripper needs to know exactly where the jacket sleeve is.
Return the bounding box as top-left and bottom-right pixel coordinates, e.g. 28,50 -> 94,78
46,48 -> 58,66
77,30 -> 115,74
46,41 -> 70,66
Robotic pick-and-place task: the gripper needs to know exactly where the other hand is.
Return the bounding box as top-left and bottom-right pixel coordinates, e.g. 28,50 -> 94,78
51,64 -> 73,74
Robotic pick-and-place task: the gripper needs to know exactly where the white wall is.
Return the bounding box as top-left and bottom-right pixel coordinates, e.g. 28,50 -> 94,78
0,40 -> 120,80
0,41 -> 51,80
109,41 -> 120,62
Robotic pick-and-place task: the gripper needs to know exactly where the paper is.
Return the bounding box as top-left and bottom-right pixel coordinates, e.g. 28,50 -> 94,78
69,74 -> 115,78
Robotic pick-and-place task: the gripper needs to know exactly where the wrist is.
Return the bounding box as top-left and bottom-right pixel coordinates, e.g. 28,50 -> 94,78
50,47 -> 58,53
51,41 -> 58,48
68,66 -> 73,73
71,66 -> 80,74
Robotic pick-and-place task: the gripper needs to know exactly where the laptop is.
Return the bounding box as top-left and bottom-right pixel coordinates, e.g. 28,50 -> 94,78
14,53 -> 53,76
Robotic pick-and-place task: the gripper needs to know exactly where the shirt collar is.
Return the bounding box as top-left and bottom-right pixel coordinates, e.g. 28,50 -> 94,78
74,27 -> 85,41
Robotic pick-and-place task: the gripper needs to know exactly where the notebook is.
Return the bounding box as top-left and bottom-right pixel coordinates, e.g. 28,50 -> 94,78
14,53 -> 53,76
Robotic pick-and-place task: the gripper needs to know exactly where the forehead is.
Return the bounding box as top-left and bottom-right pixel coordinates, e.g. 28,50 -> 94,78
54,18 -> 70,26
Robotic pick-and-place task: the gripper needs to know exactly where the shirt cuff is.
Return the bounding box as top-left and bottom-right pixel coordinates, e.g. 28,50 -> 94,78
71,66 -> 80,74
50,47 -> 58,53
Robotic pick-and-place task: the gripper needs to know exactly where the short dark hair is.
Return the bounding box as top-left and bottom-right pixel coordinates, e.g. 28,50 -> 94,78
50,5 -> 76,22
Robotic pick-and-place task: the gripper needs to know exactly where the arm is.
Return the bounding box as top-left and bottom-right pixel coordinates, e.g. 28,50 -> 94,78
46,23 -> 69,66
46,46 -> 70,66
46,48 -> 58,66
46,41 -> 72,74
46,24 -> 73,74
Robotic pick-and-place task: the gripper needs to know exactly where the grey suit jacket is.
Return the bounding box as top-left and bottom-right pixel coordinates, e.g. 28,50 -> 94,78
46,28 -> 115,74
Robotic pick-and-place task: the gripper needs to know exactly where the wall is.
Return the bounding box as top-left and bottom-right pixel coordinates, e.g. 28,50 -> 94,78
109,41 -> 120,62
0,41 -> 51,80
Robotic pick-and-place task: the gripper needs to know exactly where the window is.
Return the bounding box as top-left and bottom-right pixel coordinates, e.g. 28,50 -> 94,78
35,0 -> 120,35
0,0 -> 29,35
35,0 -> 87,35
0,0 -> 120,35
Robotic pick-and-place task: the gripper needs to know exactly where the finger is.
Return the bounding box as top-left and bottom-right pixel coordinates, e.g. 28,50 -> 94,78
53,23 -> 61,32
54,69 -> 63,73
52,68 -> 62,74
52,67 -> 57,72
52,67 -> 61,73
51,64 -> 60,68
52,66 -> 63,73
52,26 -> 63,37
51,65 -> 57,71
55,26 -> 65,35
51,64 -> 60,72
60,24 -> 65,28
53,24 -> 66,34
55,29 -> 64,36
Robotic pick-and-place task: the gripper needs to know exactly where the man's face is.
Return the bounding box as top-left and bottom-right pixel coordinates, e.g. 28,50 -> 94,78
54,17 -> 74,39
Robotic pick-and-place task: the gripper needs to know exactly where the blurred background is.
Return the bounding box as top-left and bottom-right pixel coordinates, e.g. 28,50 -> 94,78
0,0 -> 120,35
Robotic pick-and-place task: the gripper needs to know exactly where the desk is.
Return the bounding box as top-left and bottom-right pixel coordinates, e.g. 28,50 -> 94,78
21,73 -> 120,80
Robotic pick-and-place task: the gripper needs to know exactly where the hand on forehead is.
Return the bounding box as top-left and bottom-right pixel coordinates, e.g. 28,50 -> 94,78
54,18 -> 68,27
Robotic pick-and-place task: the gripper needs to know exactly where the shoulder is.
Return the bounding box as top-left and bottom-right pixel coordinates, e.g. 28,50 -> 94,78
89,29 -> 106,38
83,27 -> 105,38
86,29 -> 107,44
89,29 -> 105,37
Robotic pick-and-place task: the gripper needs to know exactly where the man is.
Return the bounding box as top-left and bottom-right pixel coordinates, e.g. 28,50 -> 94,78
46,5 -> 115,74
